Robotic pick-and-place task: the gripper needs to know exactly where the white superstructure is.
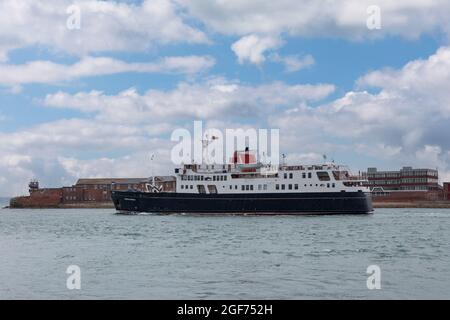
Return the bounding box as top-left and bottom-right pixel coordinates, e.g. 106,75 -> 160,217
175,150 -> 369,195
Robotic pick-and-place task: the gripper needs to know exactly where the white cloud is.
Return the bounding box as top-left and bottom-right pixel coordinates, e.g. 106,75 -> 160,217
0,0 -> 208,61
270,53 -> 315,72
43,79 -> 336,122
178,0 -> 450,40
0,55 -> 215,86
231,34 -> 283,65
269,46 -> 450,172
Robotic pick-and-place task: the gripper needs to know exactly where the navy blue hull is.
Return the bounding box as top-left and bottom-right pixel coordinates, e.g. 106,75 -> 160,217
111,191 -> 373,215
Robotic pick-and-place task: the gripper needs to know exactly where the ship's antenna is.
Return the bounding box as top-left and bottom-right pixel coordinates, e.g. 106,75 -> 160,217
150,152 -> 156,187
201,134 -> 218,165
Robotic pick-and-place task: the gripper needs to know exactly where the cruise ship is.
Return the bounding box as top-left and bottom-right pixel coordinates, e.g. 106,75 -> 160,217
111,149 -> 373,215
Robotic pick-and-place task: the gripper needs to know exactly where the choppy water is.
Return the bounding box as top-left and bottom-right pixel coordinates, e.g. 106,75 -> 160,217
0,207 -> 449,299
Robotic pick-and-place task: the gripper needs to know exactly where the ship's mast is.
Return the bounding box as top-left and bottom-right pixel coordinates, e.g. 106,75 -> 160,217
201,134 -> 218,165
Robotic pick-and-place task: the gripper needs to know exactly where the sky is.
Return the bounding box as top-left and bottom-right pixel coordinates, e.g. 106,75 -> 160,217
1,0 -> 450,196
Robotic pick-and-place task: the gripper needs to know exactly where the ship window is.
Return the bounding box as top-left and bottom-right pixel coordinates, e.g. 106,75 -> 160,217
220,176 -> 224,181
289,173 -> 293,179
281,184 -> 285,190
213,176 -> 216,181
235,185 -> 238,190
201,176 -> 204,181
246,185 -> 250,191
242,185 -> 245,191
288,184 -> 292,190
332,183 -> 335,188
263,184 -> 267,190
224,176 -> 227,181
181,185 -> 184,189
276,184 -> 279,190
302,173 -> 306,178
197,185 -> 206,194
317,171 -> 331,181
294,184 -> 298,190
208,185 -> 218,194
284,173 -> 287,179
308,172 -> 312,178
258,184 -> 262,191
190,185 -> 193,189
250,185 -> 254,191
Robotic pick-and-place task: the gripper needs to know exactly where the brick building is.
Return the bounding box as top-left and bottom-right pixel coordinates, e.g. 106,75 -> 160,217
62,177 -> 176,203
444,183 -> 450,201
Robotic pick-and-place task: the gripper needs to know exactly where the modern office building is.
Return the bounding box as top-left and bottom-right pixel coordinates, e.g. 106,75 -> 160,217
363,167 -> 440,192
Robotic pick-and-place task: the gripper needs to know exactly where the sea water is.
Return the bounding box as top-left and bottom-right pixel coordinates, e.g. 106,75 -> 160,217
0,207 -> 449,299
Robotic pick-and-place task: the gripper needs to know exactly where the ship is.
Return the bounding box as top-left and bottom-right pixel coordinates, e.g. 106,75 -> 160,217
111,148 -> 373,215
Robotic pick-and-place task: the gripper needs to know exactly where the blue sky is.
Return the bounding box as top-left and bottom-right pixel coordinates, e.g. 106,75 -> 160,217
1,0 -> 450,196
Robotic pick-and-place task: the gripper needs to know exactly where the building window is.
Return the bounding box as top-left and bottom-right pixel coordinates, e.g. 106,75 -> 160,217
190,185 -> 193,189
284,173 -> 287,179
308,172 -> 312,178
294,184 -> 298,190
250,185 -> 254,191
276,184 -> 280,190
288,184 -> 292,190
242,185 -> 245,191
281,184 -> 285,190
302,173 -> 306,178
289,173 -> 293,179
263,184 -> 267,190
181,185 -> 184,189
258,184 -> 262,191
246,185 -> 250,191
224,176 -> 227,181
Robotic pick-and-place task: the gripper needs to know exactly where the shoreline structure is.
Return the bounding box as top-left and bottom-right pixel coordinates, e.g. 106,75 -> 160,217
6,201 -> 450,209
